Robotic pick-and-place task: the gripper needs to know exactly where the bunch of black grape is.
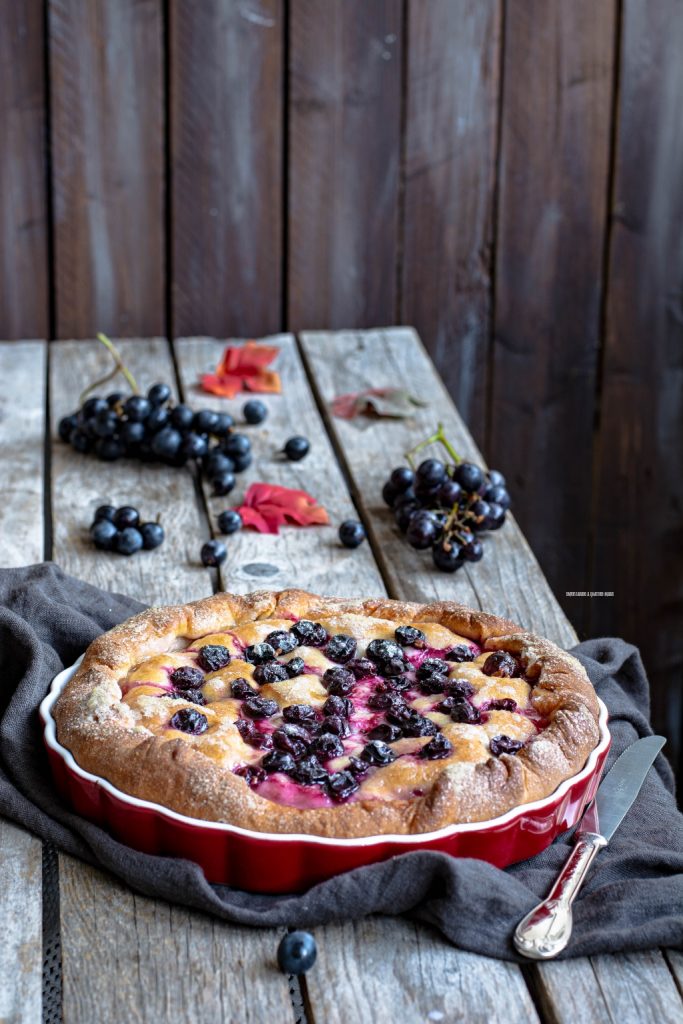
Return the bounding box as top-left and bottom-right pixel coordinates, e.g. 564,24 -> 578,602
58,384 -> 263,497
382,450 -> 511,573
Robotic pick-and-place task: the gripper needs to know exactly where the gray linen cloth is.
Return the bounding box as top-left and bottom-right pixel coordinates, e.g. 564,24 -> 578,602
1,563 -> 681,959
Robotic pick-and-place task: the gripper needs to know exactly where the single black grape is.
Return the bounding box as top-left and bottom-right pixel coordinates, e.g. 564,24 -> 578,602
284,436 -> 309,461
193,409 -> 219,435
339,520 -> 366,548
124,396 -> 151,422
114,527 -> 144,555
415,458 -> 447,487
217,509 -> 242,534
243,399 -> 268,424
151,427 -> 182,460
432,539 -> 464,573
148,382 -> 172,405
201,539 -> 227,566
170,404 -> 194,431
140,522 -> 165,549
212,471 -> 236,496
222,433 -> 251,458
114,506 -> 140,530
406,511 -> 439,550
454,461 -> 485,493
90,519 -> 118,550
389,466 -> 414,493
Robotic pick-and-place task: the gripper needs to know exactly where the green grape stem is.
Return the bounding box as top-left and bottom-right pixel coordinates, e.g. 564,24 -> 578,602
405,423 -> 462,470
78,333 -> 141,405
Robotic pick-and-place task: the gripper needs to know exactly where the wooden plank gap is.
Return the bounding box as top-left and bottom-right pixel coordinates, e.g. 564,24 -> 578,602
585,0 -> 626,641
44,337 -> 54,561
484,0 -> 508,462
162,0 -> 173,343
393,0 -> 410,327
280,0 -> 291,332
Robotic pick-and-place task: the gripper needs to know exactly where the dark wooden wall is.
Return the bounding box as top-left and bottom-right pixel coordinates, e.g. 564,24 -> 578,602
1,0 -> 682,775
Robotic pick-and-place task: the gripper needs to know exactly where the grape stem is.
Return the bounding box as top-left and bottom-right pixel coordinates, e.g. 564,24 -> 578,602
78,333 -> 141,405
405,423 -> 462,469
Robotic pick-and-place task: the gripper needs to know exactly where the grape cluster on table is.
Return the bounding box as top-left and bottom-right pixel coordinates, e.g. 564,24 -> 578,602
58,384 -> 265,497
90,505 -> 165,556
382,457 -> 511,573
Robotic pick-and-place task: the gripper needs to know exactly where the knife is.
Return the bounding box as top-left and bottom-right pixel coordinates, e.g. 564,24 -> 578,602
513,734 -> 666,960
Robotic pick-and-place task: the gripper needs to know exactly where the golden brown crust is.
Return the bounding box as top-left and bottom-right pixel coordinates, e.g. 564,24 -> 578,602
53,590 -> 601,838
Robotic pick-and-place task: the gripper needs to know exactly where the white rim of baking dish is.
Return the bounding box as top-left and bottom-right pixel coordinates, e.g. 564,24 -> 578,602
40,657 -> 610,848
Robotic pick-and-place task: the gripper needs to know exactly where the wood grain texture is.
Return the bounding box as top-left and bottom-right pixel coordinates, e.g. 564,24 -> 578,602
161,345 -> 534,1024
0,340 -> 46,566
533,952 -> 683,1024
401,0 -> 501,445
0,822 -> 43,1024
173,335 -> 387,598
50,339 -> 294,1023
0,0 -> 48,339
300,328 -> 576,648
59,856 -> 293,1024
304,916 -> 539,1024
50,339 -> 212,603
0,339 -> 45,1023
48,0 -> 164,337
591,0 -> 683,775
491,0 -> 616,635
170,0 -> 283,337
287,0 -> 402,329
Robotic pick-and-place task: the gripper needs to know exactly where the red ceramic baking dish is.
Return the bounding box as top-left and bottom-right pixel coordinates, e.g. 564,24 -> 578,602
41,659 -> 611,893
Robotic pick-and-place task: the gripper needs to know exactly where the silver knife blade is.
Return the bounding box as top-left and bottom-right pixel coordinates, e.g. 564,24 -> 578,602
580,735 -> 666,842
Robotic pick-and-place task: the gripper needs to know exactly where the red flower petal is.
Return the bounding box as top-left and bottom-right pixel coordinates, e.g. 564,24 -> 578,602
234,483 -> 329,534
200,342 -> 282,397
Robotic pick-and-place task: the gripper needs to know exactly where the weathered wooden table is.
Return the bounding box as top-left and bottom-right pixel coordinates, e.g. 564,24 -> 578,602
2,329 -> 681,1024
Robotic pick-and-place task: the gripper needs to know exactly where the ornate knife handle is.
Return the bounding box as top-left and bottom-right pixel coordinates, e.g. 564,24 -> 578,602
513,832 -> 608,960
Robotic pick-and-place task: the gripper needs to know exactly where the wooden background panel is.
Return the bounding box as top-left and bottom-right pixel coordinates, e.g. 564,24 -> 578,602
49,0 -> 165,338
591,0 -> 683,775
170,0 -> 283,338
0,0 -> 48,339
287,0 -> 402,330
491,0 -> 616,635
401,0 -> 501,445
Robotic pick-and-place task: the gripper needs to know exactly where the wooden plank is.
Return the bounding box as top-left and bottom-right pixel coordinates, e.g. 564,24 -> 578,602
0,340 -> 47,566
173,335 -> 386,598
48,0 -> 164,337
532,952 -> 683,1024
491,0 -> 616,637
170,0 -> 283,337
0,0 -> 49,338
59,857 -> 292,1024
401,0 -> 501,445
591,0 -> 683,775
176,334 -> 537,1024
0,339 -> 45,1024
50,338 -> 293,1022
300,328 -> 576,648
304,916 -> 539,1024
287,0 -> 402,330
0,823 -> 43,1024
